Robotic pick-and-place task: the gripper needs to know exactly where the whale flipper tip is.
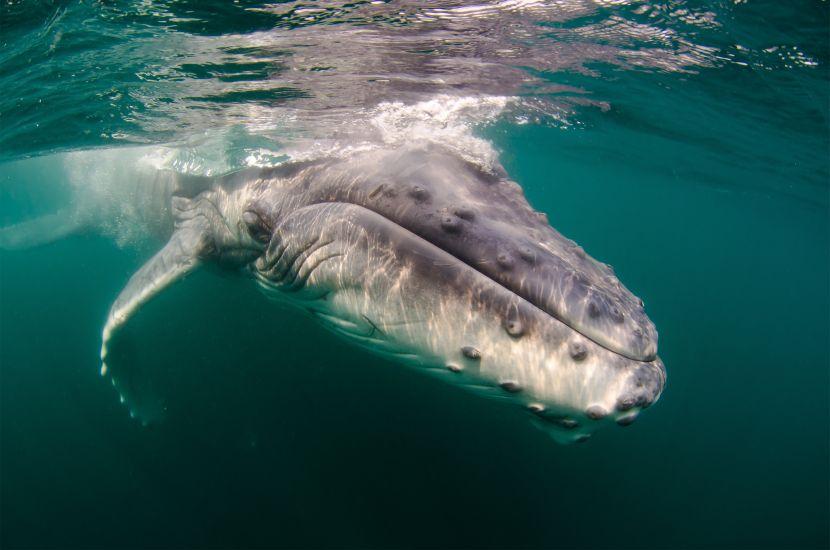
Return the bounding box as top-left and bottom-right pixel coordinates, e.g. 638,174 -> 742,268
100,211 -> 213,424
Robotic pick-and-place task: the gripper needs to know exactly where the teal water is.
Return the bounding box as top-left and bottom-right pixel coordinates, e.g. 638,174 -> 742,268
1,2 -> 828,549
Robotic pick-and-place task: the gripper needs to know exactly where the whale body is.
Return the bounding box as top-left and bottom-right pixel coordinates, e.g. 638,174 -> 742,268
1,141 -> 665,443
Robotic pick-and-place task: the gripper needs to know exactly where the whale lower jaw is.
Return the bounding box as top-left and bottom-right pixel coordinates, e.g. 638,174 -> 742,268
256,272 -> 664,445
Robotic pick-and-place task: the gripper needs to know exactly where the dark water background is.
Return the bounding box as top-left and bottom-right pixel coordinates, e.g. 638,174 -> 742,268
1,1 -> 828,548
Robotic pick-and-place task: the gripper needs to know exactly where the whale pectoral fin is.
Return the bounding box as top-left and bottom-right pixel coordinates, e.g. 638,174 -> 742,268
100,215 -> 213,423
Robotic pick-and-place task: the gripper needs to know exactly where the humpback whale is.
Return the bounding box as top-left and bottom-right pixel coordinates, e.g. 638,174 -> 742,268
1,140 -> 665,443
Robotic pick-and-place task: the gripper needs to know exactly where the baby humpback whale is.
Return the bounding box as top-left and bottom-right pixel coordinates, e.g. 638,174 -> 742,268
1,141 -> 665,443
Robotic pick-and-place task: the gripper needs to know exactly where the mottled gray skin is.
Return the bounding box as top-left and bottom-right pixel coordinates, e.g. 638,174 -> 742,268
248,145 -> 657,361
91,142 -> 665,443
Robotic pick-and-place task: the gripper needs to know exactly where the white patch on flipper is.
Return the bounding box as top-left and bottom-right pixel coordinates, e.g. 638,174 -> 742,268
101,323 -> 169,424
100,212 -> 213,424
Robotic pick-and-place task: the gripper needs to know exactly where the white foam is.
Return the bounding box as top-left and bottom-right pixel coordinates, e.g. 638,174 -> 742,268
368,95 -> 510,170
279,95 -> 512,171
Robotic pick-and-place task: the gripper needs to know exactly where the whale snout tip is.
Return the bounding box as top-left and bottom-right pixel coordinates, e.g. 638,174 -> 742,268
527,354 -> 665,444
550,356 -> 668,440
606,356 -> 666,426
565,288 -> 659,362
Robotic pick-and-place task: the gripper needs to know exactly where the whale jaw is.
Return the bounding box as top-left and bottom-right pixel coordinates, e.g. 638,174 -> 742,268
249,200 -> 665,443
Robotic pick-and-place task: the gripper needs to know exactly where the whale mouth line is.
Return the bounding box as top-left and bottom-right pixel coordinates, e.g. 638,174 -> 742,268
307,200 -> 655,363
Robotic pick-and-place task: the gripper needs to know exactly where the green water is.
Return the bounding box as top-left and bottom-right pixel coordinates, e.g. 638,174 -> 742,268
1,1 -> 828,548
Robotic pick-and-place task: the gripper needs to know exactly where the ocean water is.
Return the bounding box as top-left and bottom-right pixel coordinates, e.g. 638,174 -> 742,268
0,1 -> 828,549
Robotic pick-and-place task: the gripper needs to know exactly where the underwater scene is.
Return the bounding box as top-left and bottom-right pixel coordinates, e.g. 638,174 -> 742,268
0,1 -> 827,548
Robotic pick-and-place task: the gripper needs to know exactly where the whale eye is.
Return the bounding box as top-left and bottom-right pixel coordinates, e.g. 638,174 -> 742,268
243,211 -> 271,244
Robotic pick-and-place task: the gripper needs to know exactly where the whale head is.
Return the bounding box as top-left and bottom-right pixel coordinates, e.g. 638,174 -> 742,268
236,143 -> 666,443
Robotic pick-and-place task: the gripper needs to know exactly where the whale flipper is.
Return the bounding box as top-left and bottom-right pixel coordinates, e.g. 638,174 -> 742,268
0,210 -> 86,250
100,213 -> 213,423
